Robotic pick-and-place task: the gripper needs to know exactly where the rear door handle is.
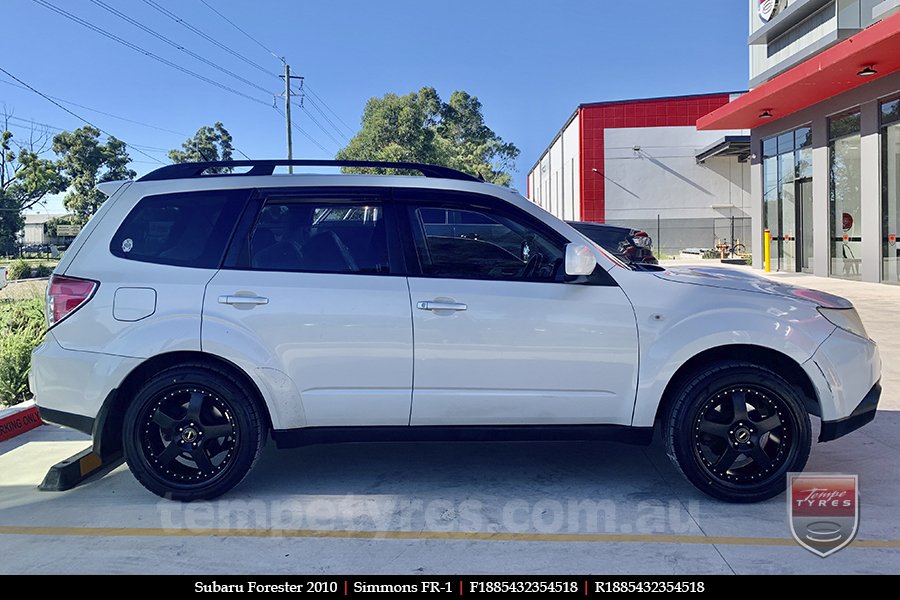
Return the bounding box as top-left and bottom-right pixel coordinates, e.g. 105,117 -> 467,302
218,295 -> 269,306
416,300 -> 467,312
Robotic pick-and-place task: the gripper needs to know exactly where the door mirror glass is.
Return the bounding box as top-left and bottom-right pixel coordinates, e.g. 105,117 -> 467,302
565,243 -> 597,277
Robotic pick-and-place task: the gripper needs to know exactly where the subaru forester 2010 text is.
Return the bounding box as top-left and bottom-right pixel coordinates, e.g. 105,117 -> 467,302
30,160 -> 881,502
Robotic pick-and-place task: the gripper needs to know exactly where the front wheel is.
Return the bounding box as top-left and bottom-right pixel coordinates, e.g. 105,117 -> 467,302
664,361 -> 811,502
123,364 -> 264,501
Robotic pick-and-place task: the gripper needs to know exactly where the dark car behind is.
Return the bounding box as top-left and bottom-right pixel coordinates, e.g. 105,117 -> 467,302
568,221 -> 658,265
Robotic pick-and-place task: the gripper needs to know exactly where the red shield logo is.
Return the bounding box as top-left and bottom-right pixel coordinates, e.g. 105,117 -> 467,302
788,473 -> 858,557
759,0 -> 777,22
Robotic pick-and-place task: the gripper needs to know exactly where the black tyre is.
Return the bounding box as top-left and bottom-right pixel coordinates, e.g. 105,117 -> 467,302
123,364 -> 264,501
664,361 -> 811,503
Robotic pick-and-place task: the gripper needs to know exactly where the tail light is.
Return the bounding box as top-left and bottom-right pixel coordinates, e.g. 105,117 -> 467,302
631,231 -> 653,248
46,275 -> 98,328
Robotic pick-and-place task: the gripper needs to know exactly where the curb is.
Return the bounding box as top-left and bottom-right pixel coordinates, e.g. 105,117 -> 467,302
0,401 -> 43,443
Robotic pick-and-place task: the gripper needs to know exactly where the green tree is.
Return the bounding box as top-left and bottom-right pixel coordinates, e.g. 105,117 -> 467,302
0,194 -> 19,256
52,126 -> 136,224
337,87 -> 519,186
1,117 -> 65,254
169,122 -> 234,172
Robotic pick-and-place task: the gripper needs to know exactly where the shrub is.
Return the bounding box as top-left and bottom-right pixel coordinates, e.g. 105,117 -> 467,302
33,264 -> 54,278
0,297 -> 45,406
6,259 -> 31,280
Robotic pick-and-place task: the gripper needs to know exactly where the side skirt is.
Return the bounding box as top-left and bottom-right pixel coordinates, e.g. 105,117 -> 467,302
272,424 -> 654,449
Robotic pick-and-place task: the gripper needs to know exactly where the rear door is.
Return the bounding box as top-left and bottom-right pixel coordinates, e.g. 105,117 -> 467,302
202,187 -> 413,429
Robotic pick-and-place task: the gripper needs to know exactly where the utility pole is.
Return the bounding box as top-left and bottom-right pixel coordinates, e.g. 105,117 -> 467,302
279,62 -> 304,173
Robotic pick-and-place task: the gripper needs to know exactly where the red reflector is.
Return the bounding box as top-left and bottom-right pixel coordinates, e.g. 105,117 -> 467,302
47,275 -> 97,327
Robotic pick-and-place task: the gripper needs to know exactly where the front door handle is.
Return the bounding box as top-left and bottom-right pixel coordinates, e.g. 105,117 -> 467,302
218,295 -> 269,306
416,300 -> 467,312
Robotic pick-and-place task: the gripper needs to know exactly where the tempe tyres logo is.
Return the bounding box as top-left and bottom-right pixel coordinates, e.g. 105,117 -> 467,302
788,473 -> 859,557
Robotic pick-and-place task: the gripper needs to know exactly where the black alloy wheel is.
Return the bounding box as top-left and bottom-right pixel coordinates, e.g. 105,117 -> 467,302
665,361 -> 811,502
123,364 -> 264,501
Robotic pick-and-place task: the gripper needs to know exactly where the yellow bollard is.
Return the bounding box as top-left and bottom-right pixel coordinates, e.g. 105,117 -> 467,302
764,229 -> 771,272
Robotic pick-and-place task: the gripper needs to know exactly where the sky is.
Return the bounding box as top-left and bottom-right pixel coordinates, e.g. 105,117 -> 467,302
3,0 -> 749,213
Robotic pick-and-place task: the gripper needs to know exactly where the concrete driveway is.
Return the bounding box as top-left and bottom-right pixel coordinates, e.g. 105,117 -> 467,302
1,265 -> 898,574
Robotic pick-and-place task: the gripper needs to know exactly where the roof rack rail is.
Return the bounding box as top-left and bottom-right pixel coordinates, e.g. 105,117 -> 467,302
137,159 -> 482,183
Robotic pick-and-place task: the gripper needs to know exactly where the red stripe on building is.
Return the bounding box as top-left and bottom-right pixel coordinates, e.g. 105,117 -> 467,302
578,106 -> 586,221
579,93 -> 732,222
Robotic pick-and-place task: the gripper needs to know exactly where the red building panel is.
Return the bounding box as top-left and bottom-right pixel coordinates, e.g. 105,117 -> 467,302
579,93 -> 733,221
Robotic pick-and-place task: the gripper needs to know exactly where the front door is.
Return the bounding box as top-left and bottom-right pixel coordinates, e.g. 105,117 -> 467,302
397,189 -> 639,426
203,188 -> 413,429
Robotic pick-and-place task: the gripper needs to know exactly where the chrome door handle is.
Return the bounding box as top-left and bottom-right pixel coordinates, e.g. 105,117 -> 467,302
416,300 -> 467,311
218,295 -> 269,306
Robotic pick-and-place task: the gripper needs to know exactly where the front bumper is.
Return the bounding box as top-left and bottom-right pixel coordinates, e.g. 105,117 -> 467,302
819,380 -> 881,442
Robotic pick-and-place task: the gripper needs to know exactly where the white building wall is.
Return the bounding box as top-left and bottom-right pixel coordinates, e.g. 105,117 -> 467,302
562,114 -> 580,221
527,113 -> 579,221
603,126 -> 751,253
750,4 -> 837,82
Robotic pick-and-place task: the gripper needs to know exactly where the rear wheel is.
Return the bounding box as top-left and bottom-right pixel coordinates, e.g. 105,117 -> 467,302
664,361 -> 811,502
123,364 -> 264,501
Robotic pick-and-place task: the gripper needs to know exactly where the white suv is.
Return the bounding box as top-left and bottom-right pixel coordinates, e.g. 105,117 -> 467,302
30,160 -> 881,503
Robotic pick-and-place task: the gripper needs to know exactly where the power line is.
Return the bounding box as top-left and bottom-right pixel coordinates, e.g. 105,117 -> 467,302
149,1 -> 346,157
293,101 -> 344,148
0,66 -> 165,165
2,78 -> 253,160
0,77 -> 188,136
272,106 -> 330,155
88,0 -> 276,97
300,93 -> 350,144
31,0 -> 272,108
3,116 -> 170,152
303,84 -> 356,135
197,0 -> 283,64
141,0 -> 280,80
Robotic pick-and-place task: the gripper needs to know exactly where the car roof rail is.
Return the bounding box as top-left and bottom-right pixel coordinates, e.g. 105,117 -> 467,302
137,159 -> 482,183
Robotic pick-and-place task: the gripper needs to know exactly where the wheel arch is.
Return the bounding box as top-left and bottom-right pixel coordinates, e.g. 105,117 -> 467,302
92,350 -> 272,460
652,344 -> 820,428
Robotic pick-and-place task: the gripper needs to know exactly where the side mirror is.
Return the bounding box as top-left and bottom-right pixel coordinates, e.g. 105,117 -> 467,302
565,243 -> 597,277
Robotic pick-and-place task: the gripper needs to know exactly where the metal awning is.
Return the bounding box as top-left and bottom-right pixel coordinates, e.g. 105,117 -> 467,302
698,12 -> 900,130
695,136 -> 751,164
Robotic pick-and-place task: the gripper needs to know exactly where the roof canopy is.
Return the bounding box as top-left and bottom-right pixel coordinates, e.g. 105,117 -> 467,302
695,136 -> 751,163
698,12 -> 900,131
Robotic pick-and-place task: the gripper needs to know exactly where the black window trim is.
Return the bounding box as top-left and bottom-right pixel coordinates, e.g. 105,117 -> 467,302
220,186 -> 408,276
392,188 -> 617,286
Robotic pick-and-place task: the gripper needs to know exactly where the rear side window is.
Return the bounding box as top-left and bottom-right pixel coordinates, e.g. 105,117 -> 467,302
243,199 -> 390,274
110,190 -> 247,268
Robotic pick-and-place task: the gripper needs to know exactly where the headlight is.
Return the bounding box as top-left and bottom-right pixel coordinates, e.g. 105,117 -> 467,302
817,307 -> 868,339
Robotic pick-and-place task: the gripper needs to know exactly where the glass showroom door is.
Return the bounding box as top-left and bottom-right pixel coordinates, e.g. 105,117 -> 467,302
797,178 -> 813,273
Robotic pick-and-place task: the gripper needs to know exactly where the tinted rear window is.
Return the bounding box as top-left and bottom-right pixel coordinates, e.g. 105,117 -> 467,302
110,190 -> 247,268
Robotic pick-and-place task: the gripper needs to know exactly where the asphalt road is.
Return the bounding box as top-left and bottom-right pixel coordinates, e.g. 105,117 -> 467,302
1,266 -> 898,574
